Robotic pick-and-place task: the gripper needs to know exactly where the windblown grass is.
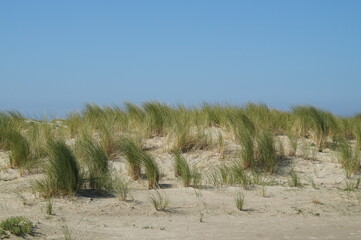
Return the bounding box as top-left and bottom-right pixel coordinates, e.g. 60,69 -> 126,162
143,102 -> 172,137
338,138 -> 360,178
256,131 -> 277,173
141,149 -> 160,189
121,138 -> 143,180
2,129 -> 37,173
172,151 -> 202,187
149,190 -> 169,211
77,137 -> 111,192
235,192 -> 245,211
36,140 -> 80,198
292,105 -> 337,152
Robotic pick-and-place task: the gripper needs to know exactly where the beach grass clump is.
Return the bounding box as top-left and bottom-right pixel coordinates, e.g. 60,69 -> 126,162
292,105 -> 337,152
229,161 -> 251,188
227,112 -> 256,140
288,171 -> 302,187
352,120 -> 361,150
0,113 -> 16,149
0,216 -> 34,236
288,134 -> 298,156
3,129 -> 37,173
172,151 -> 202,187
122,137 -> 160,188
78,137 -> 111,191
121,138 -> 143,180
235,192 -> 245,211
338,138 -> 360,178
238,130 -> 255,169
112,175 -> 129,201
36,140 -> 80,198
143,102 -> 173,137
171,119 -> 211,153
141,150 -> 160,189
255,131 -> 278,173
98,124 -> 122,159
201,103 -> 227,127
149,190 -> 169,211
206,164 -> 232,187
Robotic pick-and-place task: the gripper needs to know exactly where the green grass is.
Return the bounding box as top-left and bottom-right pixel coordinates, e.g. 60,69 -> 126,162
78,137 -> 111,192
141,150 -> 160,189
112,175 -> 129,201
235,192 -> 245,211
288,134 -> 298,156
338,138 -> 360,178
0,216 -> 33,236
46,198 -> 53,215
172,151 -> 202,187
149,190 -> 169,211
238,130 -> 255,169
121,138 -> 143,180
36,140 -> 80,198
121,137 -> 160,188
256,131 -> 277,173
292,105 -> 337,152
143,101 -> 172,137
3,129 -> 36,173
288,171 -> 303,188
172,151 -> 191,186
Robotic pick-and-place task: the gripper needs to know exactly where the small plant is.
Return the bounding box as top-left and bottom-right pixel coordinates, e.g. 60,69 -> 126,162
260,185 -> 267,198
63,225 -> 72,240
149,190 -> 169,211
288,135 -> 298,156
229,161 -> 251,189
112,176 -> 129,201
289,171 -> 302,188
306,177 -> 317,189
121,138 -> 142,180
237,129 -> 255,169
344,178 -> 360,192
235,192 -> 245,211
0,216 -> 33,236
191,166 -> 202,188
141,151 -> 160,189
46,198 -> 53,215
338,138 -> 360,178
217,131 -> 225,159
173,151 -> 191,186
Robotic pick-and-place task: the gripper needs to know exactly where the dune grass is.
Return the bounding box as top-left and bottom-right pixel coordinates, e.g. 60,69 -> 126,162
292,105 -> 337,152
121,138 -> 143,180
141,150 -> 160,189
338,138 -> 360,178
256,131 -> 277,173
172,151 -> 202,187
238,130 -> 255,169
149,190 -> 169,211
36,140 -> 80,198
235,192 -> 245,211
77,136 -> 111,191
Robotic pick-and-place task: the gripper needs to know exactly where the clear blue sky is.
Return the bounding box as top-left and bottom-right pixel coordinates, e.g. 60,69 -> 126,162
1,1 -> 360,117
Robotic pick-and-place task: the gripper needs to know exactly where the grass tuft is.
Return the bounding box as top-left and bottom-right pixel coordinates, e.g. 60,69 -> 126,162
36,140 -> 80,198
235,192 -> 245,211
149,190 -> 169,211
